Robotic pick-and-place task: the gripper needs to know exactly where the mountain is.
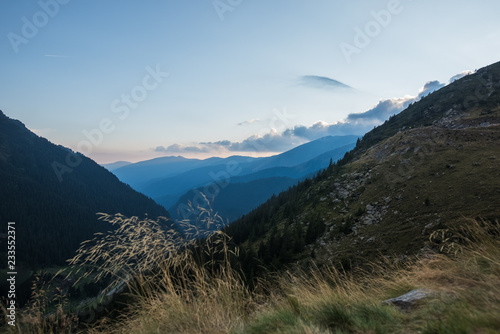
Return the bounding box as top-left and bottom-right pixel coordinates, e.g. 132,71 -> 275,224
0,111 -> 171,267
111,136 -> 358,209
111,155 -> 232,187
249,135 -> 359,171
168,142 -> 357,223
102,160 -> 132,171
171,177 -> 298,224
224,60 -> 500,280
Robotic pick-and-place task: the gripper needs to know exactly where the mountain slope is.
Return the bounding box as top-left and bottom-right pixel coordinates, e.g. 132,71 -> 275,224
170,177 -> 298,223
0,111 -> 170,266
102,161 -> 132,171
249,135 -> 359,171
168,143 -> 357,223
224,60 -> 500,278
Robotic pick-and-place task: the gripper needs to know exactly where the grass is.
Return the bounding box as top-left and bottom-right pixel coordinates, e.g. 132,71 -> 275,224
4,215 -> 500,333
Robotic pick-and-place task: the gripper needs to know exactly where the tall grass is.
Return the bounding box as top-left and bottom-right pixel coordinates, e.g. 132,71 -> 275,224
2,275 -> 79,333
77,200 -> 253,333
6,216 -> 500,333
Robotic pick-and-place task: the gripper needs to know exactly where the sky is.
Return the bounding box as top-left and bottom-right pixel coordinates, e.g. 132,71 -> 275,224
1,0 -> 499,164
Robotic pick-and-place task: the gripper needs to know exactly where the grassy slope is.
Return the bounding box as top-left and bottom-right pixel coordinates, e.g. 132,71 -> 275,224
306,123 -> 500,267
231,60 -> 500,270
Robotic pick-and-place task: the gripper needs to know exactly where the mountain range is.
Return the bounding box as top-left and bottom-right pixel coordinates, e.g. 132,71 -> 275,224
107,135 -> 359,222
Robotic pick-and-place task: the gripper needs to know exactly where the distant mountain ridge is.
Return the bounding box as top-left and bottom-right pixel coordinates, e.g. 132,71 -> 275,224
102,160 -> 132,171
109,135 -> 359,216
168,143 -> 357,223
0,111 -> 170,266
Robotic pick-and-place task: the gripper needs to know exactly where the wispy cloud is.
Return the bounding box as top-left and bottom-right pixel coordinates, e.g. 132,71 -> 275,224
299,75 -> 353,90
155,143 -> 218,154
44,54 -> 68,58
237,118 -> 260,126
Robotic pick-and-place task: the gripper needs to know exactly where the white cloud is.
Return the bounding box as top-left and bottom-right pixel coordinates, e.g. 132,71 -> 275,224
449,70 -> 474,83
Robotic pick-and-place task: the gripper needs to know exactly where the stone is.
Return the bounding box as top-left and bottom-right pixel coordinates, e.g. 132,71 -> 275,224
382,289 -> 434,311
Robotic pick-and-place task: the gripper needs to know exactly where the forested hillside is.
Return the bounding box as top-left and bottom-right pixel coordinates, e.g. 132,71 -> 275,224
0,111 -> 170,266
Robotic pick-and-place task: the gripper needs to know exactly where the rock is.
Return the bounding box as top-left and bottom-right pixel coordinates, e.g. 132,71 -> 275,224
422,222 -> 435,235
401,146 -> 411,154
338,189 -> 349,199
382,289 -> 434,311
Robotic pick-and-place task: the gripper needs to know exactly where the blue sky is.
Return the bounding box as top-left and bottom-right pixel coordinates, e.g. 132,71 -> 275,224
1,0 -> 499,163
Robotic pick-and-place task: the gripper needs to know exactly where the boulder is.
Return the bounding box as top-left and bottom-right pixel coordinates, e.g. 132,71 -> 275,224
382,289 -> 434,311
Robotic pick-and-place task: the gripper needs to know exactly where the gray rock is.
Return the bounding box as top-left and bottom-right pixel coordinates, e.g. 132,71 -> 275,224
382,289 -> 434,311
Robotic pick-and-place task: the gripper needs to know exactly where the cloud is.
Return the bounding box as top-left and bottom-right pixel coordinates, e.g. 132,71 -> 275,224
154,144 -> 214,154
154,71 -> 467,155
346,97 -> 412,124
300,75 -> 353,90
44,54 -> 68,58
417,80 -> 445,99
154,130 -> 304,154
226,129 -> 301,152
237,118 -> 260,126
449,70 -> 474,83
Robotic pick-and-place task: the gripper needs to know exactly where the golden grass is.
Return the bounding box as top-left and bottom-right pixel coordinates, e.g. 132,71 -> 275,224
6,216 -> 500,333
